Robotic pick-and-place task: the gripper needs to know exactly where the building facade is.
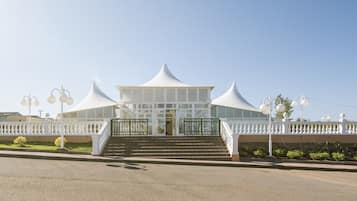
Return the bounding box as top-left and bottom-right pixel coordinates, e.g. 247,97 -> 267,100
118,64 -> 213,135
64,64 -> 265,136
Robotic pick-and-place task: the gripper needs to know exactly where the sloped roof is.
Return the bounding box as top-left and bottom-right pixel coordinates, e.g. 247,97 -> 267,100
142,64 -> 190,87
212,82 -> 258,112
66,82 -> 117,113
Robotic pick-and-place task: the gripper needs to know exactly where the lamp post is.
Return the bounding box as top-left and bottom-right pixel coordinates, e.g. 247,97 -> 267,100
48,85 -> 73,114
21,93 -> 40,115
47,85 -> 73,149
291,96 -> 309,120
259,96 -> 286,157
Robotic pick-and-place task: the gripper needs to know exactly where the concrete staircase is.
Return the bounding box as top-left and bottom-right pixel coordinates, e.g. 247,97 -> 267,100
103,136 -> 231,161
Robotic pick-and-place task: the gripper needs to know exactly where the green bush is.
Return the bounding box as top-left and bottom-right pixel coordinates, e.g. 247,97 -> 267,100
253,148 -> 266,158
287,150 -> 304,159
239,145 -> 251,157
353,155 -> 357,161
54,137 -> 68,147
273,148 -> 287,157
309,152 -> 330,160
13,136 -> 27,147
331,152 -> 345,161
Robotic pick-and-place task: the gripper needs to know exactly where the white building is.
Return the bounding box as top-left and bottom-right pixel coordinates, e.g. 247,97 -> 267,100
118,64 -> 213,135
63,82 -> 118,119
64,64 -> 264,136
211,82 -> 266,120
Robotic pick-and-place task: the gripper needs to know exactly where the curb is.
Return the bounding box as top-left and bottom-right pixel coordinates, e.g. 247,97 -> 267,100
0,152 -> 356,172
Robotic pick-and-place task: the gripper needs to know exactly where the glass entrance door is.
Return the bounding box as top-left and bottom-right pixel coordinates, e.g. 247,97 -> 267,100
165,110 -> 176,136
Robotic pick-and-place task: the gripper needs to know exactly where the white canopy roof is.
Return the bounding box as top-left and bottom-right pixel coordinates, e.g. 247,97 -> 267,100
66,82 -> 117,113
212,82 -> 259,112
142,64 -> 190,87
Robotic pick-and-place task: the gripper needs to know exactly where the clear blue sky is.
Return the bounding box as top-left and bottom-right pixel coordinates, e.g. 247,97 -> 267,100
0,0 -> 356,120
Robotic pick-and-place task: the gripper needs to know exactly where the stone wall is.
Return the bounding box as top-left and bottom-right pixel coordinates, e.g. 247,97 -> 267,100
239,135 -> 357,144
0,136 -> 92,143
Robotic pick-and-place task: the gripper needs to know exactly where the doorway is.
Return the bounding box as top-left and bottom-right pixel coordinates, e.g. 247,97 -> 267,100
165,110 -> 176,136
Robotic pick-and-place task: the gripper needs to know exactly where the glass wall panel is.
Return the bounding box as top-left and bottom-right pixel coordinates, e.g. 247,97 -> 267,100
198,89 -> 209,102
188,88 -> 197,102
155,88 -> 165,102
177,88 -> 187,102
166,89 -> 176,102
143,89 -> 154,102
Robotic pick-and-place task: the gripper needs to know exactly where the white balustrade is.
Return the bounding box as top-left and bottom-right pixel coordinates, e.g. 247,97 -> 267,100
91,120 -> 111,155
224,119 -> 357,135
0,120 -> 106,136
220,121 -> 234,155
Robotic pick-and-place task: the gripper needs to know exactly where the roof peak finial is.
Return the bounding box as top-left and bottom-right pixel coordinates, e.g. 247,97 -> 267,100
229,81 -> 238,91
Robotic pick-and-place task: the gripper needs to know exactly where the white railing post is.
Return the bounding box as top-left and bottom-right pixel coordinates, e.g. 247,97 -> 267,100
282,113 -> 291,134
91,120 -> 111,156
92,135 -> 100,155
232,133 -> 240,161
339,113 -> 346,134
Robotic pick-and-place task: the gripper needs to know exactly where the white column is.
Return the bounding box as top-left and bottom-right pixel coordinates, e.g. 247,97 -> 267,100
282,112 -> 290,134
339,113 -> 346,134
91,135 -> 100,155
231,133 -> 240,161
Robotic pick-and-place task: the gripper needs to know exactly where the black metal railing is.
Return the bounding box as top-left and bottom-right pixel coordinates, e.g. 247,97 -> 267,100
111,119 -> 149,136
183,118 -> 220,136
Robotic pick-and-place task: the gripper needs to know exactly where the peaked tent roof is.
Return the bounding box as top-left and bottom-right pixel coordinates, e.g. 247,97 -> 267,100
212,82 -> 259,112
142,64 -> 190,87
66,82 -> 117,113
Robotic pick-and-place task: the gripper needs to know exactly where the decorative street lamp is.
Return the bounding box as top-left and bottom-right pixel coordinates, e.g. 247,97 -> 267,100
291,96 -> 309,120
21,93 -> 40,115
321,115 -> 331,122
259,96 -> 286,157
48,85 -> 73,149
48,85 -> 73,114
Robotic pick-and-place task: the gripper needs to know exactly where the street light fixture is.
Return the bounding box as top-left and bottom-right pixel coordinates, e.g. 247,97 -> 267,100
291,96 -> 309,120
48,85 -> 73,149
21,93 -> 40,115
48,85 -> 73,114
259,96 -> 286,157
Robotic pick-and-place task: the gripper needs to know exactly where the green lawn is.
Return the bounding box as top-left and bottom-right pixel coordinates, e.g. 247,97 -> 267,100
0,142 -> 92,154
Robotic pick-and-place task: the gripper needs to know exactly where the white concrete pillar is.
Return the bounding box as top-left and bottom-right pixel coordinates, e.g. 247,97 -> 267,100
232,133 -> 240,161
339,113 -> 346,134
282,112 -> 290,134
91,135 -> 100,155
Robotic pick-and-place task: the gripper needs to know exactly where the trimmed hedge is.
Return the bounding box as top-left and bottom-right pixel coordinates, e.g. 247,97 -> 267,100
13,136 -> 27,147
309,152 -> 330,160
273,148 -> 287,157
331,152 -> 345,161
287,150 -> 304,159
253,148 -> 267,158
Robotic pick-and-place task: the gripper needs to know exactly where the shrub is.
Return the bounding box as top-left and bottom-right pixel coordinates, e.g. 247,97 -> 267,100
54,137 -> 68,147
353,155 -> 357,161
273,148 -> 287,157
13,136 -> 27,147
287,150 -> 304,159
253,148 -> 266,158
239,145 -> 251,157
331,152 -> 345,161
309,152 -> 330,160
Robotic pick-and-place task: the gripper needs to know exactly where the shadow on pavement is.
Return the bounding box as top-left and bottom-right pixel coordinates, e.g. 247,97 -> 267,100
106,162 -> 147,171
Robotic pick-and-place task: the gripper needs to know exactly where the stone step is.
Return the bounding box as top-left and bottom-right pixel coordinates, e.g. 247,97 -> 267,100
105,155 -> 231,161
104,149 -> 229,153
103,136 -> 231,161
103,152 -> 230,157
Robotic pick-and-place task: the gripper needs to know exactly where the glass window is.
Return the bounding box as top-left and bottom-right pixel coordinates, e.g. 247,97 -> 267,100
198,89 -> 209,102
177,88 -> 187,102
166,89 -> 176,102
188,88 -> 197,102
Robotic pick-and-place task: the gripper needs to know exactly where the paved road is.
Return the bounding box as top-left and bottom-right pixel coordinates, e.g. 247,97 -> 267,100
0,157 -> 356,201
